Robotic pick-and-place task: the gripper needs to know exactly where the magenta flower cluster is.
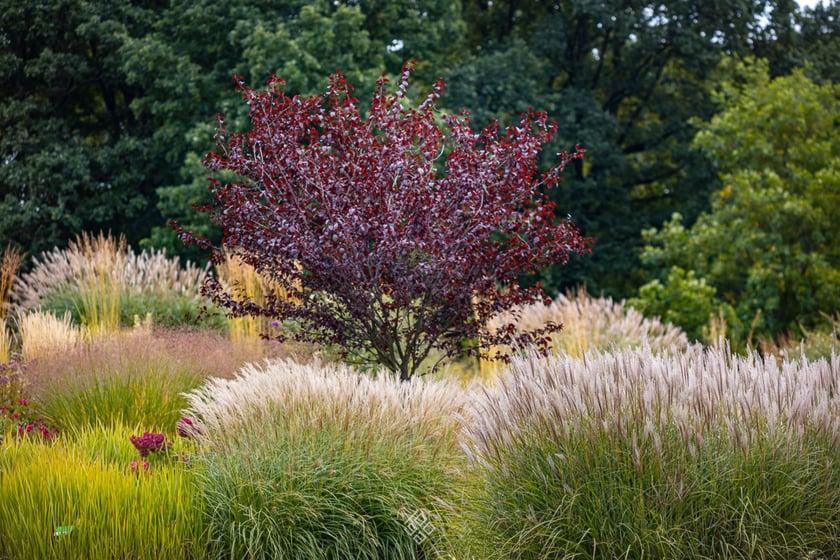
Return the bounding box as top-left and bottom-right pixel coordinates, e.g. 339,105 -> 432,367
129,431 -> 172,457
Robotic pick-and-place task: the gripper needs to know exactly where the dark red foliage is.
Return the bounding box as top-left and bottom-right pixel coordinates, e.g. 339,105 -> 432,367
177,63 -> 589,380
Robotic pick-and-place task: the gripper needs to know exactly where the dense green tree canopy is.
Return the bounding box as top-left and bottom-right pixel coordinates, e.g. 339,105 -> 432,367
2,0 -> 837,306
0,0 -> 163,257
635,60 -> 840,341
449,0 -> 801,296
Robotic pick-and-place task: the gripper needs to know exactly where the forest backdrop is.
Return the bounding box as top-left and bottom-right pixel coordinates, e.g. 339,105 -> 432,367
2,0 -> 839,344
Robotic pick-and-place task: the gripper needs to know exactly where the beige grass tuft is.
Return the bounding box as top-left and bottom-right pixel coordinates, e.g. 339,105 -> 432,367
17,311 -> 82,360
184,359 -> 470,450
485,287 -> 687,359
462,344 -> 840,468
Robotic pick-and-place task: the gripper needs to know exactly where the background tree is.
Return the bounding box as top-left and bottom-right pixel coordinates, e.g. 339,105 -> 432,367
634,60 -> 840,342
0,0 -> 164,257
448,0 -> 815,297
180,66 -> 589,380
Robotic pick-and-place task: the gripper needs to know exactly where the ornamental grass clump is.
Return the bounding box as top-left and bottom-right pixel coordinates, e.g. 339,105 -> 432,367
28,329 -> 221,432
482,288 -> 688,367
12,232 -> 214,332
0,421 -> 205,560
458,345 -> 840,559
183,359 -> 469,559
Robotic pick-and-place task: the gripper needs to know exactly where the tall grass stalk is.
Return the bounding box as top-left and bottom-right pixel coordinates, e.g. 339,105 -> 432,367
215,251 -> 265,345
0,422 -> 206,559
0,317 -> 11,364
214,251 -> 302,347
184,359 -> 468,559
458,345 -> 840,559
76,232 -> 124,336
1,245 -> 22,322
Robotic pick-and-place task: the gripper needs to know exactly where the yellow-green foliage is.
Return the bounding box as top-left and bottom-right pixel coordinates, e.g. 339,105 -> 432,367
0,423 -> 206,560
31,331 -> 209,432
214,251 -> 301,347
1,245 -> 22,362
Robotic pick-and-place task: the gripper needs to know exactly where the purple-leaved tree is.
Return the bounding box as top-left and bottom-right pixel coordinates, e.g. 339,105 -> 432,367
177,62 -> 589,380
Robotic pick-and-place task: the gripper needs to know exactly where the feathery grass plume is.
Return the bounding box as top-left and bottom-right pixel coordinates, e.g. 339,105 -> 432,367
183,359 -> 469,559
0,421 -> 206,559
17,311 -> 82,361
1,245 -> 22,322
26,328 -> 255,431
457,345 -> 840,559
12,232 -> 211,330
484,287 -> 687,362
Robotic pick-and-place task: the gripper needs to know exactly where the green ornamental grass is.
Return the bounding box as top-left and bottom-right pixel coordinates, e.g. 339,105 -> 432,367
0,421 -> 206,560
458,345 -> 840,559
183,358 -> 469,559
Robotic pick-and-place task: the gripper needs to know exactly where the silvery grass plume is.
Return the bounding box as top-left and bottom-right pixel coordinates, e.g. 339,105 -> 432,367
182,359 -> 471,449
485,288 -> 688,361
462,344 -> 840,470
181,359 -> 475,558
12,232 -> 207,312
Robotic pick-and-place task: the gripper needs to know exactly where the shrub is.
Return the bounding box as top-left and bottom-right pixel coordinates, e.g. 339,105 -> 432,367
180,63 -> 589,379
458,346 -> 840,559
628,265 -> 740,343
0,421 -> 205,559
183,359 -> 468,559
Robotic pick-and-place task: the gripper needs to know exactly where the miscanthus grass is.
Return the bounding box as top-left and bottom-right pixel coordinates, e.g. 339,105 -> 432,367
478,289 -> 688,380
183,359 -> 469,559
0,421 -> 206,560
458,345 -> 840,559
12,232 -> 212,332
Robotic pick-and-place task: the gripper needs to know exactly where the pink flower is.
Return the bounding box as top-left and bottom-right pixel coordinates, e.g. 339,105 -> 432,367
129,459 -> 151,472
130,432 -> 170,457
